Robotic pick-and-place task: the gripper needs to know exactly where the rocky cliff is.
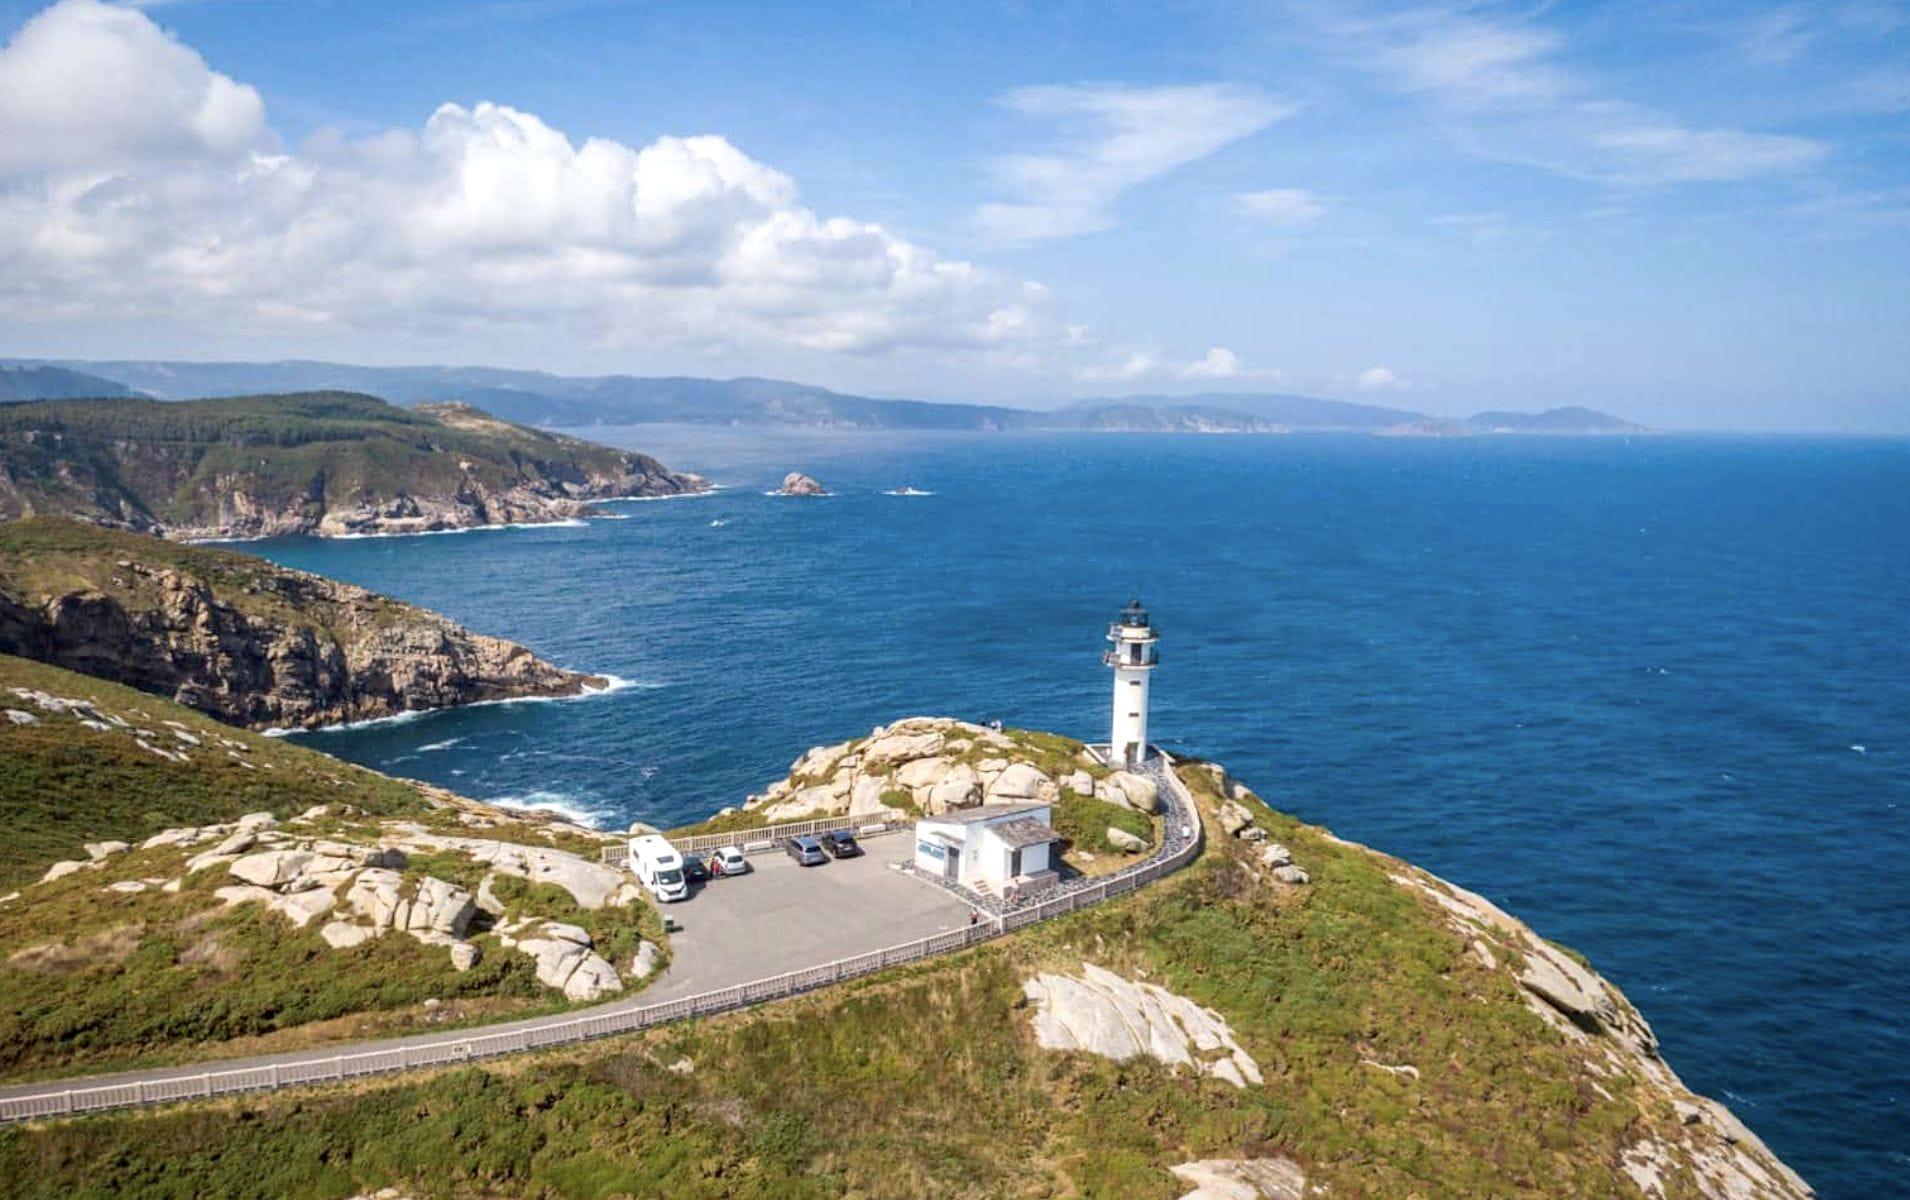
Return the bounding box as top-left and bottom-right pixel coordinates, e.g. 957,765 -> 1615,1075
0,518 -> 604,729
0,392 -> 704,539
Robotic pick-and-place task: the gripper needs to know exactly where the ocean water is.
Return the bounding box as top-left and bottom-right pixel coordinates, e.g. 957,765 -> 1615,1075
255,429 -> 1909,1198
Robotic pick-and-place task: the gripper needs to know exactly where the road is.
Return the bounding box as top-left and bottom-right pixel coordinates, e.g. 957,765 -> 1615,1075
0,832 -> 970,1107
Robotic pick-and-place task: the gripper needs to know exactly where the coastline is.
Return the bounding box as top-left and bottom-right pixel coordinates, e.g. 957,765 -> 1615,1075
263,673 -> 649,739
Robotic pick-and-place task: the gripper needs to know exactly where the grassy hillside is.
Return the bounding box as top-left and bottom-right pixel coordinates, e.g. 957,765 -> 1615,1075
0,653 -> 426,888
0,391 -> 699,537
0,755 -> 1800,1199
0,654 -> 659,1076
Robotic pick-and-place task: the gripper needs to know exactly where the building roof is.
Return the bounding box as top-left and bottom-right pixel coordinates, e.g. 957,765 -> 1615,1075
989,817 -> 1061,849
920,802 -> 1049,827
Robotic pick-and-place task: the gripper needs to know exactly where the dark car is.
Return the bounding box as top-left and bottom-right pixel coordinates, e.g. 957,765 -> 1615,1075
785,835 -> 827,866
682,853 -> 711,883
822,829 -> 863,859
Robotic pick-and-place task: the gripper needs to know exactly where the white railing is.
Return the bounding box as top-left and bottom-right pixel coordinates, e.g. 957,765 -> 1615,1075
0,756 -> 1202,1125
601,816 -> 908,865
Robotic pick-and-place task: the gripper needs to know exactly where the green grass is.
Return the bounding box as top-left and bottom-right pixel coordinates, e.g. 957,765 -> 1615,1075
1051,793 -> 1156,865
0,654 -> 663,1075
0,654 -> 427,888
0,760 -> 1686,1199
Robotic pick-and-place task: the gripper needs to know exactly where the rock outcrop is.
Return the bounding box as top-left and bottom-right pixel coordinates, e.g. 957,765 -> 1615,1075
1168,1159 -> 1307,1200
745,716 -> 1075,823
1023,963 -> 1264,1089
0,519 -> 609,729
776,472 -> 827,497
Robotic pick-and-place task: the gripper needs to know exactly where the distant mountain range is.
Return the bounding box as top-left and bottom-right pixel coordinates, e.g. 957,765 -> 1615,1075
0,357 -> 1645,436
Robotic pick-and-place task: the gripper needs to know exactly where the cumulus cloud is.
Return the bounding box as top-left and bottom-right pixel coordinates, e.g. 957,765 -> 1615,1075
0,0 -> 266,172
1354,365 -> 1407,390
0,0 -> 1059,363
976,83 -> 1291,241
1234,187 -> 1328,228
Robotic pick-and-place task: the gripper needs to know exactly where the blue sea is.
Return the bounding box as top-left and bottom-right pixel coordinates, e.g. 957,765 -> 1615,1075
253,429 -> 1908,1198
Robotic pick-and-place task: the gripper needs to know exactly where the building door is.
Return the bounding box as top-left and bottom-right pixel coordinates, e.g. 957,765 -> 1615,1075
942,847 -> 959,879
1010,847 -> 1023,878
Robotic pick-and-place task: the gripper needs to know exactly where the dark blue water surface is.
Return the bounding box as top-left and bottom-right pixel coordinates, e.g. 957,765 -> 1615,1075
256,429 -> 1909,1197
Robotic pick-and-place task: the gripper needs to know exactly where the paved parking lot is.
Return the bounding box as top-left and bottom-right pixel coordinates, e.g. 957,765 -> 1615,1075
642,833 -> 975,1002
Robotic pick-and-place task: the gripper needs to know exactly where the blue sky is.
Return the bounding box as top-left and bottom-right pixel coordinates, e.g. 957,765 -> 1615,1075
0,0 -> 1905,429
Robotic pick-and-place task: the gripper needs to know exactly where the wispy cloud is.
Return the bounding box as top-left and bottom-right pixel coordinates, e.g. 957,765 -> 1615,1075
1326,5 -> 1830,186
1233,187 -> 1328,228
975,82 -> 1292,242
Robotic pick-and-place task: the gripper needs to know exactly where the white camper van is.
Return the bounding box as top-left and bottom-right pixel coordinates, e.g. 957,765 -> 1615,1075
629,834 -> 689,903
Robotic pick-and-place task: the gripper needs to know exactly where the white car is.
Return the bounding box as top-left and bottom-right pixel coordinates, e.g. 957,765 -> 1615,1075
710,845 -> 750,877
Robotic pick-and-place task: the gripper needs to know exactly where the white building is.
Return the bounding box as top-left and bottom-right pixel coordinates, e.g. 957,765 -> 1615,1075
1105,599 -> 1160,768
914,803 -> 1060,895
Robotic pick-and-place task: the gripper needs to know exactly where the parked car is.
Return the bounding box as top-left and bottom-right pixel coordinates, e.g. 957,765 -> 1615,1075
683,853 -> 710,883
710,845 -> 749,877
822,829 -> 863,859
785,835 -> 827,866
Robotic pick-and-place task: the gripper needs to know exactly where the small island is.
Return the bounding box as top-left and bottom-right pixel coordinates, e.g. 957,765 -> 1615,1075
777,471 -> 829,496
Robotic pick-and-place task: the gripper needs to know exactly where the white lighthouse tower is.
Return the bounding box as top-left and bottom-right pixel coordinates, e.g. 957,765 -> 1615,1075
1104,600 -> 1160,768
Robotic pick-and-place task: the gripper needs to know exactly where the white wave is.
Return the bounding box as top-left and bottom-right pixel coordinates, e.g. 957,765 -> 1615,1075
262,708 -> 434,737
417,737 -> 466,752
762,490 -> 834,498
326,518 -> 590,541
271,673 -> 654,736
884,487 -> 935,496
709,518 -> 728,528
1850,744 -> 1867,754
596,487 -> 727,503
491,790 -> 615,829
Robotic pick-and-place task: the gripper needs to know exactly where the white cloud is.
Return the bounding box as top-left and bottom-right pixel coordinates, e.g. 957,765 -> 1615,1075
975,83 -> 1291,242
1074,344 -> 1280,385
1329,6 -> 1829,186
1590,123 -> 1826,184
1181,346 -> 1243,379
1354,365 -> 1407,390
0,0 -> 1064,365
1233,187 -> 1327,228
0,0 -> 267,172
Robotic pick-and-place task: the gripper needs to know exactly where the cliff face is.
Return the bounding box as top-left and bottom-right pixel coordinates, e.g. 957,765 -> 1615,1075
0,392 -> 704,539
0,519 -> 602,729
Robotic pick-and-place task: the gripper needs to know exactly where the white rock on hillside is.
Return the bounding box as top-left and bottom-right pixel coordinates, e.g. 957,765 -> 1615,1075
84,841 -> 130,861
926,764 -> 983,814
1105,771 -> 1159,813
229,850 -> 313,888
40,861 -> 90,884
385,829 -> 626,909
1168,1159 -> 1307,1200
987,762 -> 1052,803
511,922 -> 623,1001
1106,826 -> 1147,853
1022,963 -> 1263,1089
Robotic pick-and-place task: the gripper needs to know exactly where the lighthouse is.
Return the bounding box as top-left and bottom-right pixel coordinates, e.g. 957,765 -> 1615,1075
1104,600 -> 1160,768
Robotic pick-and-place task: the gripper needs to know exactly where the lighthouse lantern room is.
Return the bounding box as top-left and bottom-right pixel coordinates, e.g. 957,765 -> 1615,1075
1104,600 -> 1160,768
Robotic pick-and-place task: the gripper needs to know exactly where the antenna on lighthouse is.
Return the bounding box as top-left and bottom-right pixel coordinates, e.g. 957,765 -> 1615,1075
1104,599 -> 1160,768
